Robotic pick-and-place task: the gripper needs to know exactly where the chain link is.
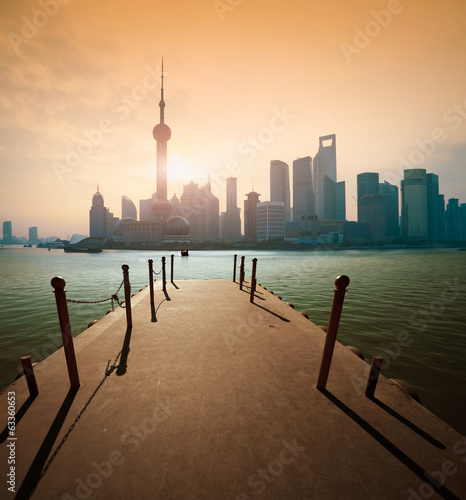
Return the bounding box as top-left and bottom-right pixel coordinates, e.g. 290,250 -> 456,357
66,279 -> 125,311
152,268 -> 162,275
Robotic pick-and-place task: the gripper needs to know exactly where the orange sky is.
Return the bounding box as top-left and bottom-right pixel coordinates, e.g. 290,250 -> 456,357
1,0 -> 465,238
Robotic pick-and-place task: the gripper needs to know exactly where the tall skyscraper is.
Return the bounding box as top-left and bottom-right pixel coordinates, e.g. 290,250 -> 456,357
222,177 -> 241,241
244,191 -> 261,241
89,187 -> 118,238
28,226 -> 38,245
446,198 -> 460,242
359,194 -> 385,240
270,160 -> 291,222
2,221 -> 12,244
401,169 -> 428,239
122,196 -> 137,219
379,181 -> 400,238
89,186 -> 107,237
426,174 -> 443,241
152,59 -> 172,223
257,201 -> 285,241
293,157 -> 315,226
313,134 -> 344,220
357,173 -> 379,221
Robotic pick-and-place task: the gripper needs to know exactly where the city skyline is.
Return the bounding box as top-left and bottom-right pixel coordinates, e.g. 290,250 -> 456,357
1,1 -> 465,238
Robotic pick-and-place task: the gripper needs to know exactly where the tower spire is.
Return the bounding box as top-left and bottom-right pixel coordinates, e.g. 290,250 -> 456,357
159,57 -> 165,124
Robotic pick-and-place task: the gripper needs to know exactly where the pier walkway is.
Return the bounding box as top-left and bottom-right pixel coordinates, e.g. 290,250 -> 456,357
1,279 -> 465,499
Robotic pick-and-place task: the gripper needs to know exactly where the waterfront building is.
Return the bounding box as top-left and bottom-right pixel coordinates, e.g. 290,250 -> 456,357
244,191 -> 261,241
379,181 -> 400,238
292,156 -> 315,227
459,204 -> 466,241
28,226 -> 38,245
357,173 -> 379,221
257,201 -> 285,241
176,181 -> 219,241
426,174 -> 443,241
2,221 -> 12,244
439,194 -> 446,240
446,198 -> 460,242
139,198 -> 152,222
313,134 -> 336,219
89,187 -> 107,237
122,196 -> 137,219
401,169 -> 428,239
222,177 -> 241,241
270,160 -> 291,222
359,194 -> 385,240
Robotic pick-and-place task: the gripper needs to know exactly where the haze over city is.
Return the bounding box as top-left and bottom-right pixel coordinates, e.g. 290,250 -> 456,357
1,0 -> 465,239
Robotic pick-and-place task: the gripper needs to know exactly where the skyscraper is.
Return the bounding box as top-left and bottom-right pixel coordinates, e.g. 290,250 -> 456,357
446,198 -> 460,242
257,201 -> 285,241
122,196 -> 137,219
401,169 -> 428,239
28,226 -> 38,245
2,221 -> 12,244
313,134 -> 344,220
426,174 -> 443,241
152,59 -> 172,223
270,160 -> 291,222
292,156 -> 314,226
357,173 -> 379,221
244,191 -> 261,241
222,177 -> 241,241
89,186 -> 107,237
379,181 -> 400,238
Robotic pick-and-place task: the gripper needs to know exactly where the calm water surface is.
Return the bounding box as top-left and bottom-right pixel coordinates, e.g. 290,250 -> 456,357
1,246 -> 465,433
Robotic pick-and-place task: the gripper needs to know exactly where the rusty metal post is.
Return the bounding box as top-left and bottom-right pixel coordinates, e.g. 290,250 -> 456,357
162,257 -> 167,292
250,258 -> 257,303
148,259 -> 155,306
233,254 -> 237,282
239,256 -> 245,291
122,264 -> 132,328
21,356 -> 39,396
316,275 -> 350,391
365,356 -> 384,398
171,254 -> 174,283
51,277 -> 80,388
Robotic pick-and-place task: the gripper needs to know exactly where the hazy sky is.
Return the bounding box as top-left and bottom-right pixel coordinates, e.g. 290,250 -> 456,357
1,0 -> 465,238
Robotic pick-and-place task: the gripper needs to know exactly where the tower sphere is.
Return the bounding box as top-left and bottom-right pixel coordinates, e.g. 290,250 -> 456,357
153,123 -> 172,142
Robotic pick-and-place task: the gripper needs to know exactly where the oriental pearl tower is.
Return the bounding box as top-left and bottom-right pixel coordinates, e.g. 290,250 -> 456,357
152,59 -> 172,223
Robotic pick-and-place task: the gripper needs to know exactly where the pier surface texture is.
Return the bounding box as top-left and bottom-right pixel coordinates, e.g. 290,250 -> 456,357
1,279 -> 465,499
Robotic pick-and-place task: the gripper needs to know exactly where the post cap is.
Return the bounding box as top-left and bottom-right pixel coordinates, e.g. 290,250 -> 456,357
252,258 -> 257,262
334,275 -> 350,289
122,264 -> 129,271
51,276 -> 66,289
148,259 -> 153,263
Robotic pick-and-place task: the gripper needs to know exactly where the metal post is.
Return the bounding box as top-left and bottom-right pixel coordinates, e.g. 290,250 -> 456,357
239,256 -> 245,290
122,265 -> 132,328
316,275 -> 350,391
21,356 -> 39,396
365,356 -> 384,398
51,277 -> 80,388
171,254 -> 174,283
148,259 -> 154,306
233,254 -> 237,282
250,258 -> 257,303
162,257 -> 167,292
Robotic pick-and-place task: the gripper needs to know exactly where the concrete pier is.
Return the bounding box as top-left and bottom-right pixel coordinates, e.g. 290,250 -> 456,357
1,279 -> 465,499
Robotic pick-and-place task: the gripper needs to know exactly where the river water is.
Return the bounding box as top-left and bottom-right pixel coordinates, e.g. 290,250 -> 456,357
1,246 -> 465,433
